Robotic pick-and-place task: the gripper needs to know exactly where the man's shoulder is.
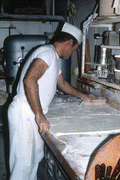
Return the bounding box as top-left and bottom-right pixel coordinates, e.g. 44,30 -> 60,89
37,44 -> 56,57
40,44 -> 54,51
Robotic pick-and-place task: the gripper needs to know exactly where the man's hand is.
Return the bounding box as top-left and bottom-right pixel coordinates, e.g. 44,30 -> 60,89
57,73 -> 90,102
35,114 -> 50,135
78,93 -> 88,100
77,93 -> 90,103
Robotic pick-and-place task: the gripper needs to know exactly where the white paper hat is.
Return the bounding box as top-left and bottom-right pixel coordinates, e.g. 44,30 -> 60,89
61,22 -> 83,44
115,55 -> 120,58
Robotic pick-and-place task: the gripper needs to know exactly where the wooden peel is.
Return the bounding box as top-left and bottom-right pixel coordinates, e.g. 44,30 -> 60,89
110,159 -> 120,180
105,166 -> 112,180
95,164 -> 101,180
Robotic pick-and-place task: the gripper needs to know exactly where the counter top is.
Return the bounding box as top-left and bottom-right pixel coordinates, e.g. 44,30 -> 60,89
43,101 -> 120,179
46,101 -> 120,134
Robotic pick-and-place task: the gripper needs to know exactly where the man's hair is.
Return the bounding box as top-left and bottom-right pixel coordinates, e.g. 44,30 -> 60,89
50,32 -> 78,46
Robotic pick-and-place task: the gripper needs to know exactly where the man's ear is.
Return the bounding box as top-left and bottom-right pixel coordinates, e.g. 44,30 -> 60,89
67,39 -> 73,46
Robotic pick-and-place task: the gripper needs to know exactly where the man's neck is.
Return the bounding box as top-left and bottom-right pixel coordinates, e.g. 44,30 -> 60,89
53,41 -> 67,58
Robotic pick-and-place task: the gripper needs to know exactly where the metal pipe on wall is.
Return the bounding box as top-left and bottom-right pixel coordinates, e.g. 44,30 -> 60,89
44,0 -> 52,15
52,0 -> 55,16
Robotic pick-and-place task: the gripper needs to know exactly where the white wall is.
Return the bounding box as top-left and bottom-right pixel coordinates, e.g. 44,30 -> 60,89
0,21 -> 58,48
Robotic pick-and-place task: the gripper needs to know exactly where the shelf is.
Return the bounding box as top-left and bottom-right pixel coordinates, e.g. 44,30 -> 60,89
82,73 -> 120,91
101,45 -> 120,49
85,62 -> 108,67
90,15 -> 120,26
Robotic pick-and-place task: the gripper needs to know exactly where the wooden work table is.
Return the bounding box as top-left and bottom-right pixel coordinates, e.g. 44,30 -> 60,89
41,100 -> 120,180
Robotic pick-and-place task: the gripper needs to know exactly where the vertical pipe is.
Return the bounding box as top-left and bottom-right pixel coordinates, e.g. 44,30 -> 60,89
52,0 -> 55,33
81,27 -> 86,75
67,0 -> 70,22
52,0 -> 55,15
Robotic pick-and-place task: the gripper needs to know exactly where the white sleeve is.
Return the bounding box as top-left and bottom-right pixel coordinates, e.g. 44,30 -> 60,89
59,67 -> 62,75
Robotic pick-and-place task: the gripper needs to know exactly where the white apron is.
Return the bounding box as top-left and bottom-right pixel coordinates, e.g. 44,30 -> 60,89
8,95 -> 44,180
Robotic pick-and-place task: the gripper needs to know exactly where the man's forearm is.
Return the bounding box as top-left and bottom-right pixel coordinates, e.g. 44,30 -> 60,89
58,80 -> 86,99
23,58 -> 50,134
23,79 -> 50,134
23,78 -> 43,116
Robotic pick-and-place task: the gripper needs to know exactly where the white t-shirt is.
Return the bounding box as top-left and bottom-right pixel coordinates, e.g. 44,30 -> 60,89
17,44 -> 61,114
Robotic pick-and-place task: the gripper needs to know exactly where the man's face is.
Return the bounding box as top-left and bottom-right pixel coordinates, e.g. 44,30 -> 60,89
62,40 -> 79,59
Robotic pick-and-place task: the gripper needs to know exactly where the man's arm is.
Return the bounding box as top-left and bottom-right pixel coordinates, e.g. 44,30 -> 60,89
23,58 -> 50,134
57,73 -> 88,99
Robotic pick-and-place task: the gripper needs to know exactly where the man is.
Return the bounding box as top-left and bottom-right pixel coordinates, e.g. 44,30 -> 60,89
8,22 -> 88,180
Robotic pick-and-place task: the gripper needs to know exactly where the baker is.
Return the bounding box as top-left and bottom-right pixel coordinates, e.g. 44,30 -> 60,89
8,22 -> 89,180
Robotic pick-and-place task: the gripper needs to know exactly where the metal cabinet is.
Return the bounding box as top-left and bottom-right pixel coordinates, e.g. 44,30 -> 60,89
44,144 -> 70,180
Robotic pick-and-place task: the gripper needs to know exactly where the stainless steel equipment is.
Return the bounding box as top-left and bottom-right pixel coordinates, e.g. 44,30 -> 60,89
103,31 -> 119,46
3,35 -> 49,94
93,30 -> 120,81
94,45 -> 116,82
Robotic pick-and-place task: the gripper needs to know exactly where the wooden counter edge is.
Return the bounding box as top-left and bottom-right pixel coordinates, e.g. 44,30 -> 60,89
42,132 -> 81,180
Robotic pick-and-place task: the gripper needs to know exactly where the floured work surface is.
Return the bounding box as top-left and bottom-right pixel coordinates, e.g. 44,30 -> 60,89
45,102 -> 120,179
46,101 -> 120,134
